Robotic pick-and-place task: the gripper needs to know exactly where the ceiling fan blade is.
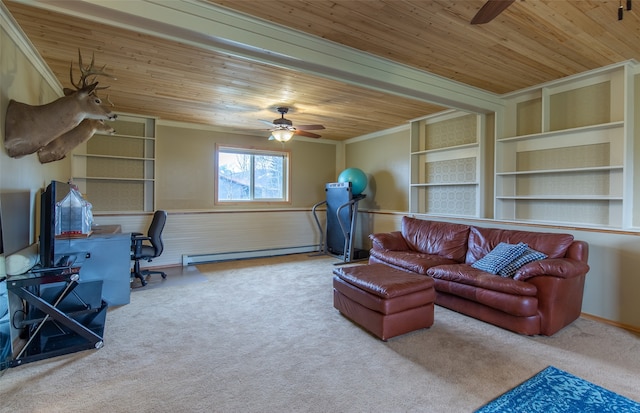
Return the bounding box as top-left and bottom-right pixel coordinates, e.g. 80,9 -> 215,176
296,124 -> 325,131
232,125 -> 271,132
258,119 -> 275,126
295,130 -> 322,139
471,0 -> 514,24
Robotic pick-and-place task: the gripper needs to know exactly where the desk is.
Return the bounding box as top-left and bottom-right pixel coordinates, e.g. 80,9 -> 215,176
55,229 -> 131,306
91,224 -> 122,235
2,227 -> 129,369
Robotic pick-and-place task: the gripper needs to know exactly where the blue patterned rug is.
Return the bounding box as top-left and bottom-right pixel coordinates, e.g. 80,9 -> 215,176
476,366 -> 640,412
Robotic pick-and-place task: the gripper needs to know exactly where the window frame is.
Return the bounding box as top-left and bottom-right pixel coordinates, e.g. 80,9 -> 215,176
215,144 -> 291,205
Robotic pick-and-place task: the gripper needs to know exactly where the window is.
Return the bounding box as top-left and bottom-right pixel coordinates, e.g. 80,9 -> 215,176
216,145 -> 290,203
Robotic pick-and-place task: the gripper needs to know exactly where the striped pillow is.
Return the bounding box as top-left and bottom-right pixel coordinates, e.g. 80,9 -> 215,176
471,242 -> 528,275
498,247 -> 547,278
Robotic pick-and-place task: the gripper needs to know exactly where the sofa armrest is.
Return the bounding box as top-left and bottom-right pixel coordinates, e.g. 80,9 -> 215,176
513,258 -> 590,282
369,231 -> 409,251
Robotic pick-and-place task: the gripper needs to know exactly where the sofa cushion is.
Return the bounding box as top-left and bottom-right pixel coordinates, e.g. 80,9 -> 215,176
369,249 -> 460,275
498,247 -> 547,278
471,242 -> 528,274
513,258 -> 590,281
401,216 -> 470,262
465,226 -> 574,264
433,279 -> 539,317
369,231 -> 409,251
427,264 -> 538,296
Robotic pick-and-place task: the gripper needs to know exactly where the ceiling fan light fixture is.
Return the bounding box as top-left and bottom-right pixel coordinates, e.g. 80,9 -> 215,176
271,128 -> 295,142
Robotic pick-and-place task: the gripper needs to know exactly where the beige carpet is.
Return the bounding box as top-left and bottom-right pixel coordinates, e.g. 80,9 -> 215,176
1,254 -> 639,412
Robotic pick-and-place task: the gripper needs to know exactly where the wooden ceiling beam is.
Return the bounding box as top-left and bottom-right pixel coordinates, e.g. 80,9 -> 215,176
10,0 -> 503,114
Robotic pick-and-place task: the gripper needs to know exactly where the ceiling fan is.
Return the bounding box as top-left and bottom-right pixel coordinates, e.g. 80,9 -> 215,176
471,0 -> 515,24
259,107 -> 325,142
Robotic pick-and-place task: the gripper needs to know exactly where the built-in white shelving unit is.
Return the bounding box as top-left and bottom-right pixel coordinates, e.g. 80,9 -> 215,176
71,114 -> 156,212
409,111 -> 485,217
495,63 -> 634,229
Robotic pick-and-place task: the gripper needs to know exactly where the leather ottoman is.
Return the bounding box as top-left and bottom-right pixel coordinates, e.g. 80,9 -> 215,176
333,263 -> 436,340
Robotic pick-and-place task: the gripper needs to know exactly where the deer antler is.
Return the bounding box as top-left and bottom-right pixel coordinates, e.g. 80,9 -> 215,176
69,49 -> 116,90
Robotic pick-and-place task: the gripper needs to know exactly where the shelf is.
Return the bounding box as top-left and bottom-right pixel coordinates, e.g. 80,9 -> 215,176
495,197 -> 623,228
72,153 -> 154,161
93,132 -> 155,141
73,176 -> 155,182
496,195 -> 622,201
497,217 -> 622,231
498,121 -> 623,143
410,142 -> 478,156
411,182 -> 478,187
496,166 -> 623,176
411,185 -> 478,217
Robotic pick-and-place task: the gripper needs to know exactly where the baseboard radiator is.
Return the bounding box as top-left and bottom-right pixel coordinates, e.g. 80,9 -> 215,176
182,245 -> 319,266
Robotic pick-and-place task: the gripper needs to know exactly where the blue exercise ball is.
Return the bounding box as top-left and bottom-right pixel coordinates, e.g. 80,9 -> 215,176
338,168 -> 368,195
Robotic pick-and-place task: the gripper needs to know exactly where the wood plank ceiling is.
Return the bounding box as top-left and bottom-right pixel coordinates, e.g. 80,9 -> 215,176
5,0 -> 640,141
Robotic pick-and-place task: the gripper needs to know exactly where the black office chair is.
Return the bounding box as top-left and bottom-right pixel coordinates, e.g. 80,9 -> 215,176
131,210 -> 167,287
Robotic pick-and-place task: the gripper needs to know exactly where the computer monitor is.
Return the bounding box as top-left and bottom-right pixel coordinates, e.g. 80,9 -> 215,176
39,180 -> 73,269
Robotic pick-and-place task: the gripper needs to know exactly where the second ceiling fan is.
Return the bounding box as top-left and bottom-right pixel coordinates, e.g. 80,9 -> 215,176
260,107 -> 325,142
471,0 -> 515,24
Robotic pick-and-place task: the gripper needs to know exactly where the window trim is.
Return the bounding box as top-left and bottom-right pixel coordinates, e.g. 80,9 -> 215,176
215,144 -> 291,205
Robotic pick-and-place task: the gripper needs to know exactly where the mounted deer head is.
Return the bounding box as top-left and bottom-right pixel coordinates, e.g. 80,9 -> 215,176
64,49 -> 114,97
4,50 -> 117,158
37,119 -> 116,164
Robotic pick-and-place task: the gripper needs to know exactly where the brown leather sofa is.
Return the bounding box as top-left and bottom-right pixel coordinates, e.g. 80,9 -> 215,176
368,216 -> 590,336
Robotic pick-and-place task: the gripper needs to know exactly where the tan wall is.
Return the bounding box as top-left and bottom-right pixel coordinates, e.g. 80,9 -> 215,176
0,21 -> 69,242
155,123 -> 337,210
344,128 -> 410,212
